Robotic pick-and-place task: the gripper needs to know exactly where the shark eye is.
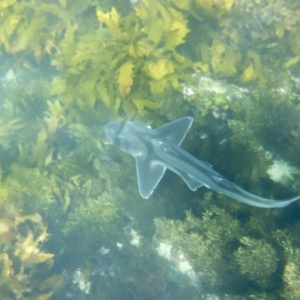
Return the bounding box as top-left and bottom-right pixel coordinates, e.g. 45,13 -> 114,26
160,142 -> 174,153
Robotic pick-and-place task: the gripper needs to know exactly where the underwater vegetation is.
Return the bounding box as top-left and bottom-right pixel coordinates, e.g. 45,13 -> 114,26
0,204 -> 58,299
0,0 -> 300,299
1,0 -> 300,118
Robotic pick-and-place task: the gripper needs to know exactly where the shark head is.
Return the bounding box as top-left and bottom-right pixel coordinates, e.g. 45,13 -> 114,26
105,120 -> 153,158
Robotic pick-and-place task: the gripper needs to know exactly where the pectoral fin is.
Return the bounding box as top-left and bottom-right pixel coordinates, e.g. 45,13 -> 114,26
135,157 -> 166,199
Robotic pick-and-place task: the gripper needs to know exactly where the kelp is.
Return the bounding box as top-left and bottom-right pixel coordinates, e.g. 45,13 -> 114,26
0,0 -> 68,57
47,0 -> 300,119
0,205 -> 60,299
1,0 -> 299,119
49,0 -> 193,116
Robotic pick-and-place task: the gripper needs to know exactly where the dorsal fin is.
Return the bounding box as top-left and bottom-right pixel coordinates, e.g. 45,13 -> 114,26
154,117 -> 193,146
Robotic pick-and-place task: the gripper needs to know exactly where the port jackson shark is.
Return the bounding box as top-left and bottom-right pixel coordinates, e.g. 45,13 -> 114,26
105,117 -> 300,208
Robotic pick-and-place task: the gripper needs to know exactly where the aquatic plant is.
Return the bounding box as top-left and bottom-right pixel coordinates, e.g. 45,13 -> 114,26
1,0 -> 299,122
233,236 -> 278,287
282,247 -> 300,300
49,0 -> 194,116
154,208 -> 242,288
62,194 -> 119,252
228,86 -> 300,190
0,204 -> 60,299
1,0 -> 300,299
4,164 -> 56,214
153,179 -> 300,298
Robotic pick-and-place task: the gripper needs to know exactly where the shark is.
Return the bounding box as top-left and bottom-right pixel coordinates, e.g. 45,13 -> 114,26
105,116 -> 300,208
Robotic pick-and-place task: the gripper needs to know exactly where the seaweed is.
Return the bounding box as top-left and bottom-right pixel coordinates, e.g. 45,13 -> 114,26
233,236 -> 278,287
62,195 -> 119,253
0,207 -> 60,299
1,0 -> 300,299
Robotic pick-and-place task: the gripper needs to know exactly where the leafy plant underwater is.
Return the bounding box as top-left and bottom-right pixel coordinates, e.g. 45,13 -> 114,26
0,0 -> 300,299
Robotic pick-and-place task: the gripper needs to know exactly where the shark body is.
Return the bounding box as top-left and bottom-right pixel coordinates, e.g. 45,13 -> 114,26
105,117 -> 300,208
